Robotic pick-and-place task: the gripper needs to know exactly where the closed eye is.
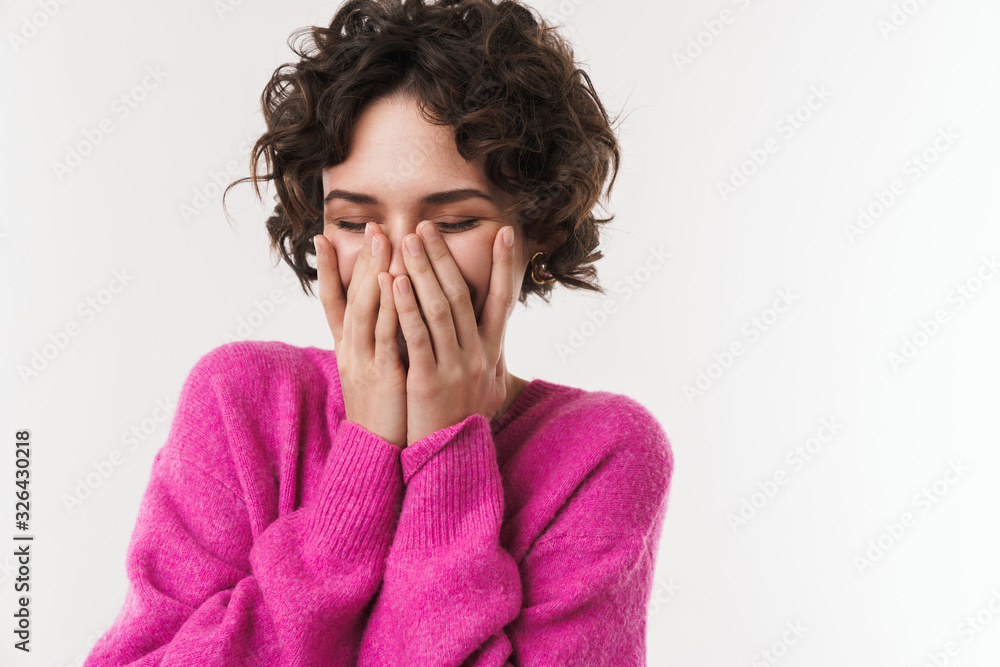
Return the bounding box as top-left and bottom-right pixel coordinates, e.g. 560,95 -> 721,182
330,219 -> 480,232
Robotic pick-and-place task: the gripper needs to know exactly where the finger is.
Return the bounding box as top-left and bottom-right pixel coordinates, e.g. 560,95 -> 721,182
348,220 -> 376,301
478,225 -> 517,363
348,222 -> 386,357
314,234 -> 346,350
401,228 -> 458,358
416,220 -> 478,351
374,271 -> 402,369
393,274 -> 435,373
338,221 -> 374,349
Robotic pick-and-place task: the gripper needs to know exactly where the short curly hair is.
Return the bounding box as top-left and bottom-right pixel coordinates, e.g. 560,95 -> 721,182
223,0 -> 621,304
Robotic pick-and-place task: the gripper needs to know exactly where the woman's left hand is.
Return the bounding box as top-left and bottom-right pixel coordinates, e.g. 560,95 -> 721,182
390,221 -> 518,447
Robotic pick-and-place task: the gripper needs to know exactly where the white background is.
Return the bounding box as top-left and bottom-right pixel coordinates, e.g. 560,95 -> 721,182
3,0 -> 1000,665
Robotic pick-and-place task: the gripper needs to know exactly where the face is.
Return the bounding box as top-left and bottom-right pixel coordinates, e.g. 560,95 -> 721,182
320,93 -> 554,365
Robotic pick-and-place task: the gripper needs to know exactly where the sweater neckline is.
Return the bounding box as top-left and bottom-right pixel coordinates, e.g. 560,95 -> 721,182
489,378 -> 551,435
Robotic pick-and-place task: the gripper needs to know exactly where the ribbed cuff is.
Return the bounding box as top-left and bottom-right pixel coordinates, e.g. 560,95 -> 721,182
395,413 -> 503,550
304,419 -> 404,563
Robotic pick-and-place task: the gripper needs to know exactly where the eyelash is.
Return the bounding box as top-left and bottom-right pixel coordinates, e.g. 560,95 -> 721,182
332,219 -> 480,233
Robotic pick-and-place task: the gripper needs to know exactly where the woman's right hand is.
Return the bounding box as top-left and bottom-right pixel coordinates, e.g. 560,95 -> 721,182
315,223 -> 407,448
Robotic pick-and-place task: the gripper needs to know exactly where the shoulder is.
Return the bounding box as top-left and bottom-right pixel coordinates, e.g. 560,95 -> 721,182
534,381 -> 673,478
178,339 -> 338,402
163,340 -> 339,459
520,382 -> 674,544
186,339 -> 331,383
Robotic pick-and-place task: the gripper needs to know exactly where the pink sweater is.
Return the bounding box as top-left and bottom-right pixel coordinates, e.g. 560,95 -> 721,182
84,340 -> 674,666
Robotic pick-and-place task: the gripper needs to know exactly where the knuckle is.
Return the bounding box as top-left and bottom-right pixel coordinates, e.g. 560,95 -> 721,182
453,287 -> 473,310
443,279 -> 470,304
426,300 -> 451,322
408,331 -> 431,351
444,367 -> 465,386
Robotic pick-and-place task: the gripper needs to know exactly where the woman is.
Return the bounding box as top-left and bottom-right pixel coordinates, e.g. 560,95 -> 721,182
85,0 -> 674,664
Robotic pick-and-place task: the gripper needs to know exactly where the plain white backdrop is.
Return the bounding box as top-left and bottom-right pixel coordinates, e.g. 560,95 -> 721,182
3,0 -> 1000,664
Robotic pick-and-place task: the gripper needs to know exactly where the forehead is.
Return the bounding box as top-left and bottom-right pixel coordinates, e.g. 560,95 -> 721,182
322,94 -> 495,199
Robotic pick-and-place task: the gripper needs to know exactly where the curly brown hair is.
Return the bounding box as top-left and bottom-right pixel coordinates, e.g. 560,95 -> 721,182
223,0 -> 621,304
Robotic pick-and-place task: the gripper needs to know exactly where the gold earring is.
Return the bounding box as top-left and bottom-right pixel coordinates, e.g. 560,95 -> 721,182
530,251 -> 555,285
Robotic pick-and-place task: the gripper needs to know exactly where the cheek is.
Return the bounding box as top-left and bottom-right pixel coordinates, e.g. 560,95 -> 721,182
330,242 -> 360,291
445,238 -> 494,315
339,261 -> 355,291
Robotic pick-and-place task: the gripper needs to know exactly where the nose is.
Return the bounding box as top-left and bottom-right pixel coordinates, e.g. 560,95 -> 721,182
385,231 -> 409,278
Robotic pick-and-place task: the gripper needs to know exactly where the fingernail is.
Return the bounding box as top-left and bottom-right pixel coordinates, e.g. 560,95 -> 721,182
405,236 -> 422,256
372,236 -> 381,253
418,220 -> 438,241
313,235 -> 323,256
397,276 -> 411,294
503,226 -> 514,247
365,222 -> 374,243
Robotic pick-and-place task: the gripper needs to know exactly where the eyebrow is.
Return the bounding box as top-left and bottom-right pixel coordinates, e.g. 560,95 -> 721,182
323,188 -> 496,207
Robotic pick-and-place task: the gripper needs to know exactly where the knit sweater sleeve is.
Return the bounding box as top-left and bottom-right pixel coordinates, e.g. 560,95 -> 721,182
83,347 -> 404,666
356,399 -> 674,666
505,401 -> 673,666
356,413 -> 520,665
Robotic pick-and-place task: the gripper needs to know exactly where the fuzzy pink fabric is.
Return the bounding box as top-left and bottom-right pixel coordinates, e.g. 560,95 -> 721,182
84,340 -> 673,666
